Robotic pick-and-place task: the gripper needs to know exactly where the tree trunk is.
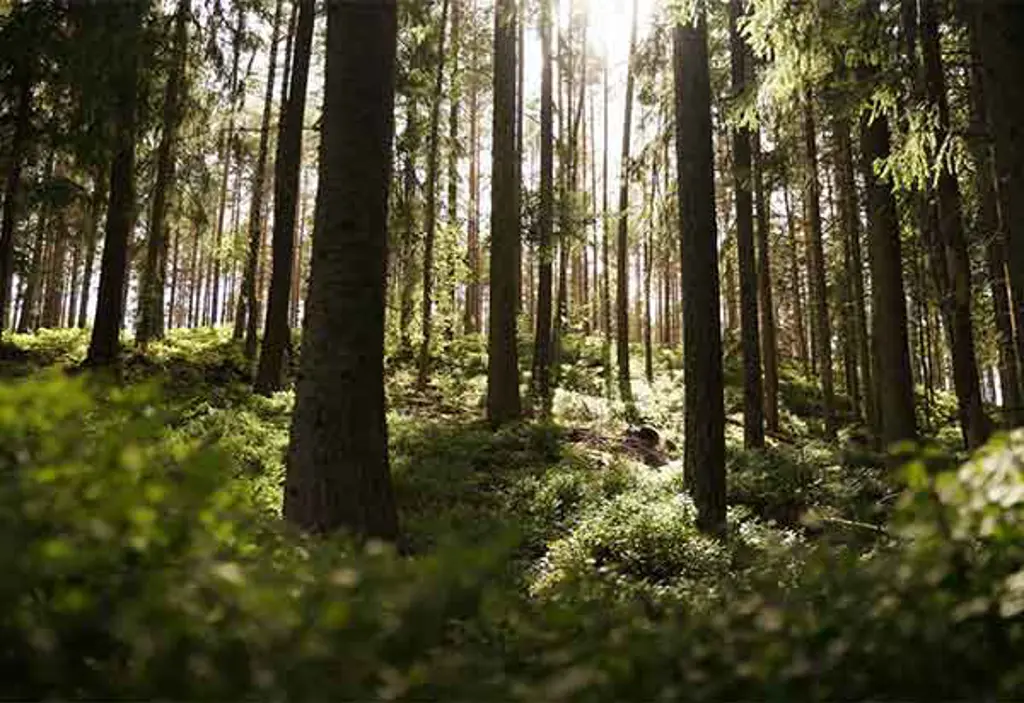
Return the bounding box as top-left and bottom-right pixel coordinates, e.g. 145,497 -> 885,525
674,5 -> 725,536
615,0 -> 639,407
284,0 -> 400,541
86,1 -> 144,367
416,0 -> 452,388
531,0 -> 555,414
919,0 -> 990,449
0,66 -> 32,333
601,58 -> 612,397
486,0 -> 522,425
136,0 -> 190,346
464,52 -> 481,334
237,0 -> 283,360
801,95 -> 836,438
729,0 -> 764,447
255,0 -> 314,395
858,66 -> 917,446
752,128 -> 779,432
782,178 -> 808,371
78,166 -> 107,328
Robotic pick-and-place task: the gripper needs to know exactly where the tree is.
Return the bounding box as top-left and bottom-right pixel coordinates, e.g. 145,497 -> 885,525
857,3 -> 916,446
284,0 -> 400,540
236,0 -> 283,361
136,0 -> 190,347
674,2 -> 725,536
487,0 -> 522,426
615,0 -> 639,408
531,0 -> 554,414
85,1 -> 146,367
416,0 -> 452,389
255,0 -> 314,395
728,0 -> 764,447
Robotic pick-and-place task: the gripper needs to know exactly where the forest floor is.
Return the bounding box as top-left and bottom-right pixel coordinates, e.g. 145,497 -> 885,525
0,327 -> 1019,699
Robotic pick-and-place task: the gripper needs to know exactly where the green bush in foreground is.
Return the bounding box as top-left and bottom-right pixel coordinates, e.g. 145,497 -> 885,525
0,374 -> 1022,699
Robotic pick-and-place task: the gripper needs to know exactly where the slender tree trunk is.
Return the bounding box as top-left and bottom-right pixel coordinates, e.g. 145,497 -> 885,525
137,0 -> 190,346
256,0 -> 314,394
801,95 -> 835,438
729,0 -> 764,447
674,5 -> 725,536
643,159 -> 654,385
238,0 -> 283,360
532,0 -> 555,414
615,0 -> 639,407
782,178 -> 809,371
487,0 -> 522,425
416,0 -> 452,388
601,58 -> 612,396
0,66 -> 32,333
753,128 -> 779,432
464,53 -> 481,334
444,0 -> 462,342
78,166 -> 107,328
86,1 -> 144,367
920,0 -> 989,449
284,0 -> 400,541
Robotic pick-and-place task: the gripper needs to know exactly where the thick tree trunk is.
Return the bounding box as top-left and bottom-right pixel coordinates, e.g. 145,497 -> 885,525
284,0 -> 400,541
674,6 -> 725,536
486,0 -> 522,425
136,0 -> 190,346
729,0 -> 764,447
86,1 -> 144,366
858,82 -> 918,446
255,0 -> 314,395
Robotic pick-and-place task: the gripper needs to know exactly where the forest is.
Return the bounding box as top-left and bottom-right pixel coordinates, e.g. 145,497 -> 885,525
1,0 -> 1024,697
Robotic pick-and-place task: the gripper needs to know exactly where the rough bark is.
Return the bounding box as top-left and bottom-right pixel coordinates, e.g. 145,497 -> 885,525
85,1 -> 144,367
136,0 -> 190,346
615,0 -> 639,407
674,6 -> 726,536
284,0 -> 400,541
486,0 -> 522,425
729,0 -> 764,447
255,0 -> 314,394
752,129 -> 778,432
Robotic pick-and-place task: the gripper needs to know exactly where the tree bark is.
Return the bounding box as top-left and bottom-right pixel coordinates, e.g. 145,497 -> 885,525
674,5 -> 725,536
86,1 -> 144,367
801,95 -> 836,439
0,65 -> 32,333
284,0 -> 400,541
752,128 -> 779,432
615,0 -> 639,407
531,0 -> 555,414
487,0 -> 522,425
255,0 -> 314,394
919,0 -> 990,449
729,0 -> 764,447
237,0 -> 283,360
136,0 -> 190,346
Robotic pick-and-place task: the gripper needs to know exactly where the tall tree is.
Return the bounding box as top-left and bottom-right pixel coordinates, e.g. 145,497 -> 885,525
255,0 -> 314,395
136,0 -> 191,346
801,94 -> 835,439
237,0 -> 283,361
531,0 -> 554,414
918,0 -> 989,449
857,3 -> 917,446
752,129 -> 778,432
416,0 -> 452,389
487,0 -> 522,425
728,0 -> 764,447
674,2 -> 725,536
85,1 -> 146,367
284,0 -> 400,540
615,0 -> 639,407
